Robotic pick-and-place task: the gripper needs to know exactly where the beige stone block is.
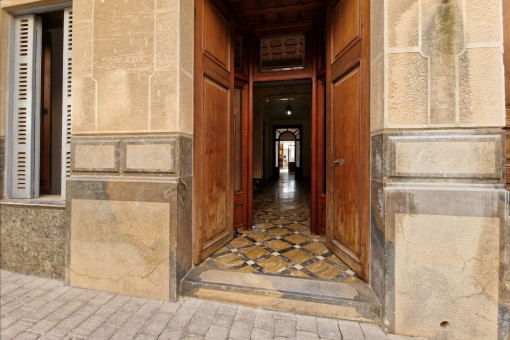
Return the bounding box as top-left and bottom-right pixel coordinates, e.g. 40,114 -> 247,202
96,71 -> 150,132
150,70 -> 178,131
421,0 -> 464,124
370,0 -> 384,59
179,71 -> 193,135
181,0 -> 194,23
92,0 -> 155,74
370,57 -> 384,132
394,214 -> 499,339
73,143 -> 118,171
394,140 -> 498,176
125,142 -> 175,172
73,22 -> 93,77
459,48 -> 504,126
387,53 -> 428,126
155,11 -> 178,69
387,0 -> 419,49
420,0 -> 464,57
465,0 -> 501,44
73,0 -> 93,21
70,199 -> 170,300
180,14 -> 194,75
71,76 -> 96,133
157,0 -> 178,11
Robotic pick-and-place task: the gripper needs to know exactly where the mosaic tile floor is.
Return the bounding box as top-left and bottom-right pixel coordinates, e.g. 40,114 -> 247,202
200,172 -> 362,282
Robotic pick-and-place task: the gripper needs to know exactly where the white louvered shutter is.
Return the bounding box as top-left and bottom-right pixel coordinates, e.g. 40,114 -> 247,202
61,8 -> 72,199
11,15 -> 42,198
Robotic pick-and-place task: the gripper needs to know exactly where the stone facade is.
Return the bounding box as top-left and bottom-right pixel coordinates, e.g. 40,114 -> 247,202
66,0 -> 194,301
0,0 -> 508,339
370,1 -> 509,339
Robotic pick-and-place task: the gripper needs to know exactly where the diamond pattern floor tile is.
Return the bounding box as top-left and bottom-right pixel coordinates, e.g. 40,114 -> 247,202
199,172 -> 362,282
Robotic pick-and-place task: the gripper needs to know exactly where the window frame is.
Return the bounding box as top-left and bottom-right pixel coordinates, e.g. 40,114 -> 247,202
4,2 -> 72,201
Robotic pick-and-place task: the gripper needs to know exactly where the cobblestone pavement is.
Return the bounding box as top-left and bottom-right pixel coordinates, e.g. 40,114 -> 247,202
1,270 -> 422,340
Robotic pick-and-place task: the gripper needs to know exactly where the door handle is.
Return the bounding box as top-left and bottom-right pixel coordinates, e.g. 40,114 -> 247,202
333,159 -> 344,166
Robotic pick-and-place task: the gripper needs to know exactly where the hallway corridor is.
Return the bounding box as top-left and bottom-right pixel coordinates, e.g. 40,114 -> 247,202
200,173 -> 361,282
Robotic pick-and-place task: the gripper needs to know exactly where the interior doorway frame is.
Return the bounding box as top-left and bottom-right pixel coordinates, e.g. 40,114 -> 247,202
192,0 -> 371,282
272,125 -> 304,178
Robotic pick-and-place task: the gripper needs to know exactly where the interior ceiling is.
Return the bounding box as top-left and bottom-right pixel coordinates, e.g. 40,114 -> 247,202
224,0 -> 326,26
254,81 -> 312,121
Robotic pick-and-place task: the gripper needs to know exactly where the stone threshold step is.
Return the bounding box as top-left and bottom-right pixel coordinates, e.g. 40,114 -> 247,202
181,267 -> 381,324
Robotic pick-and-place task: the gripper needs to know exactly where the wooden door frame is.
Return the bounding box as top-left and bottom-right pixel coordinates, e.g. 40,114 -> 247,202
312,75 -> 327,235
192,0 -> 371,278
272,125 -> 304,177
504,0 -> 510,189
233,80 -> 251,231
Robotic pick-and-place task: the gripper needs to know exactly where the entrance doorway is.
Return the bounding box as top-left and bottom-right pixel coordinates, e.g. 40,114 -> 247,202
200,79 -> 362,282
192,0 -> 370,282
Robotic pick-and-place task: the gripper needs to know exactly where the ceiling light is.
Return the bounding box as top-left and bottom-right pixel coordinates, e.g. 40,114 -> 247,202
285,99 -> 293,116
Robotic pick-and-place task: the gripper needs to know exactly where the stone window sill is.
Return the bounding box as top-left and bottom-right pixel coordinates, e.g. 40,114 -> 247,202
1,195 -> 65,208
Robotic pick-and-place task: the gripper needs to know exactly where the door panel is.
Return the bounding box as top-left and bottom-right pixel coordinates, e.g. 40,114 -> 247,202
331,0 -> 360,60
326,0 -> 369,280
203,78 -> 230,243
204,0 -> 231,70
331,68 -> 361,258
194,0 -> 234,264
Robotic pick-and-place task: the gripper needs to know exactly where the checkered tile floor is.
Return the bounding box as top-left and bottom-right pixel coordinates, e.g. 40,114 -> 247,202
199,172 -> 362,282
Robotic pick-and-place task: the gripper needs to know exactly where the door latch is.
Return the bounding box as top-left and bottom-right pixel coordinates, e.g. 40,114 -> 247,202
333,159 -> 344,166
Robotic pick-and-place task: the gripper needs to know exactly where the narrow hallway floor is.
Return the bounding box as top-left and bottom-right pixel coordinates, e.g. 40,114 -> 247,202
200,172 -> 361,282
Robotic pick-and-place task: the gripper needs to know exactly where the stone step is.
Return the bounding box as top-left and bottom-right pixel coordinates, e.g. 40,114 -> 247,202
181,267 -> 381,324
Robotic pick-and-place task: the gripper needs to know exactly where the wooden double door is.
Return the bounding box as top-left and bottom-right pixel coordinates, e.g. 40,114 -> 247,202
194,0 -> 370,280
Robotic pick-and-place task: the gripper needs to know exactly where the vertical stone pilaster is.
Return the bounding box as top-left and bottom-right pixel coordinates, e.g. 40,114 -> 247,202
67,0 -> 193,301
370,0 -> 508,338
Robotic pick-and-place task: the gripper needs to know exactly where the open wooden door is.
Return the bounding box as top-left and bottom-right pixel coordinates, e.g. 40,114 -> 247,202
325,0 -> 370,280
194,0 -> 235,264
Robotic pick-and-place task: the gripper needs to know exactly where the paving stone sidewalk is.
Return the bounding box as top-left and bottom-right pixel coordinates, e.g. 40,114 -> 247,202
1,270 -> 421,340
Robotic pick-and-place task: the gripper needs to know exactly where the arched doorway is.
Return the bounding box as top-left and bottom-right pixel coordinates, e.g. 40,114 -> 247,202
273,126 -> 302,179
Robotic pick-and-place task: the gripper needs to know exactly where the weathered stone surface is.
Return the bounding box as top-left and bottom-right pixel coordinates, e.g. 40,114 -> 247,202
395,214 -> 499,339
387,53 -> 428,126
387,0 -> 419,49
68,180 -> 177,300
382,130 -> 505,184
384,186 -> 507,339
73,142 -> 119,172
181,267 -> 381,323
0,205 -> 65,279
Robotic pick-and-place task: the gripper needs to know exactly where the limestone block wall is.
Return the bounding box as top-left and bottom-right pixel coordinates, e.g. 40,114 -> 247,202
370,1 -> 509,339
371,0 -> 505,132
67,0 -> 194,301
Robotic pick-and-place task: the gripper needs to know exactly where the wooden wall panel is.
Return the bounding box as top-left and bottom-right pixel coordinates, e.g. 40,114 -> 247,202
202,78 -> 230,243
